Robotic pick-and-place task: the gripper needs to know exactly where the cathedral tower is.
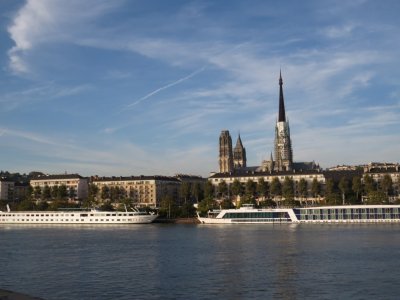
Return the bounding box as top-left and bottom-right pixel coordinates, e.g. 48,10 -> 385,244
233,134 -> 247,169
219,130 -> 234,173
274,71 -> 293,171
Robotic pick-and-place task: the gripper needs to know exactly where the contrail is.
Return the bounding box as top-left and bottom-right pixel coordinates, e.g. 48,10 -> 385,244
125,66 -> 206,109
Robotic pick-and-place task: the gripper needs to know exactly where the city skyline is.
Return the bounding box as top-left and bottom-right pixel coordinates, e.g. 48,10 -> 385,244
0,0 -> 399,177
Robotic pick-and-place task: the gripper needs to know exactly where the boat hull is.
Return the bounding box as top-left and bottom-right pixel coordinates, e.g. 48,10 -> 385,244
0,211 -> 158,225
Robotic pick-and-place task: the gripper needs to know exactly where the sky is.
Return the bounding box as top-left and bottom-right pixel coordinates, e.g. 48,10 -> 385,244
0,0 -> 399,177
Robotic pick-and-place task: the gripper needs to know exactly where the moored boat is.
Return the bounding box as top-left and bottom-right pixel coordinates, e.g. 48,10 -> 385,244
197,204 -> 400,224
0,206 -> 157,225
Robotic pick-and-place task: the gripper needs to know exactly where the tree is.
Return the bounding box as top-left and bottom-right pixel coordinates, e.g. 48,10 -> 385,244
197,197 -> 217,216
17,199 -> 35,211
352,176 -> 362,202
217,181 -> 228,199
338,177 -> 349,205
270,177 -> 282,200
180,182 -> 192,204
363,174 -> 376,194
101,185 -> 110,201
397,176 -> 400,197
298,178 -> 308,204
282,177 -> 295,200
380,174 -> 393,196
311,178 -> 321,203
203,181 -> 214,199
324,178 -> 341,205
231,179 -> 243,196
220,199 -> 234,209
257,178 -> 268,200
191,182 -> 203,203
51,185 -> 59,199
57,185 -> 67,200
325,178 -> 335,196
245,179 -> 257,198
159,195 -> 178,218
99,201 -> 115,211
42,185 -> 51,200
366,190 -> 388,204
88,183 -> 99,199
68,187 -> 75,199
33,185 -> 41,199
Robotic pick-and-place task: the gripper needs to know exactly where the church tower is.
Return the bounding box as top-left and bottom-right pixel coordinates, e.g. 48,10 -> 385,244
233,134 -> 247,169
274,71 -> 293,171
219,130 -> 234,173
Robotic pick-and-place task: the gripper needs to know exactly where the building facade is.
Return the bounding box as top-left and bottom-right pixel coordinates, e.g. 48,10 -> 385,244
0,179 -> 14,201
30,174 -> 89,200
92,175 -> 180,208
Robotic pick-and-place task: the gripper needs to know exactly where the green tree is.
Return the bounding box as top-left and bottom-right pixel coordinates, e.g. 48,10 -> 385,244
231,178 -> 243,195
397,176 -> 400,197
324,178 -> 341,205
42,185 -> 51,200
51,185 -> 59,199
325,178 -> 335,196
191,182 -> 203,203
338,177 -> 349,205
36,200 -> 49,211
270,177 -> 282,200
33,185 -> 41,199
17,198 -> 35,211
311,178 -> 321,203
259,199 -> 277,208
245,179 -> 257,198
282,177 -> 295,200
352,176 -> 362,202
298,178 -> 308,204
180,202 -> 196,218
218,181 -> 228,199
366,190 -> 389,204
257,178 -> 268,200
220,199 -> 234,209
197,197 -> 217,216
380,174 -> 393,196
88,183 -> 99,199
203,181 -> 214,199
57,185 -> 68,200
101,185 -> 110,201
68,187 -> 75,199
159,195 -> 178,218
99,201 -> 115,211
180,182 -> 192,204
363,174 -> 376,193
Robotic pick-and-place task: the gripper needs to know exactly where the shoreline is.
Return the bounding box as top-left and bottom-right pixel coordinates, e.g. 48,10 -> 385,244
153,217 -> 200,224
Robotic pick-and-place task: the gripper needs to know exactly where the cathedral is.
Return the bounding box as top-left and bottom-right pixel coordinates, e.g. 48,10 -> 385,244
218,72 -> 318,174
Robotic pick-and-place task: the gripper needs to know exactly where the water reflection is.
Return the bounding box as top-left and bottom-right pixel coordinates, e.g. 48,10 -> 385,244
0,224 -> 400,299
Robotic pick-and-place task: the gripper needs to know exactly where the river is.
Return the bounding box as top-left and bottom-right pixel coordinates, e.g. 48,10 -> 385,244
1,224 -> 399,299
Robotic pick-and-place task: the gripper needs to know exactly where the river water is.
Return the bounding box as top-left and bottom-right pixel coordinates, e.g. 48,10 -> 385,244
0,224 -> 399,299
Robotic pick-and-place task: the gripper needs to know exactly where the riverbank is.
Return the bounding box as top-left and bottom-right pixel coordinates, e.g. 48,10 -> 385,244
0,289 -> 43,300
153,217 -> 200,224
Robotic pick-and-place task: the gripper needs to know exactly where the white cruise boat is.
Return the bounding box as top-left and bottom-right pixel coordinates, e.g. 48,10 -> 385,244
198,204 -> 400,224
0,206 -> 157,225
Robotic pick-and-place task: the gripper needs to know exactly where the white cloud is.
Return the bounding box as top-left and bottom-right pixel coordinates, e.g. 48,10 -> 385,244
7,0 -> 122,74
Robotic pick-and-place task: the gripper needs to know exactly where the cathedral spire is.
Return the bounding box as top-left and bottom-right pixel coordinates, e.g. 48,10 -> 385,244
236,133 -> 243,148
278,70 -> 286,122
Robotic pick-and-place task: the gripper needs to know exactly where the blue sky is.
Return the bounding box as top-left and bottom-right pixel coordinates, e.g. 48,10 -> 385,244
0,0 -> 399,177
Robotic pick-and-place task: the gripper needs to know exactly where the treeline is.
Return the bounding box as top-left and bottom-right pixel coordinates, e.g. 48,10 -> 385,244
196,174 -> 400,215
